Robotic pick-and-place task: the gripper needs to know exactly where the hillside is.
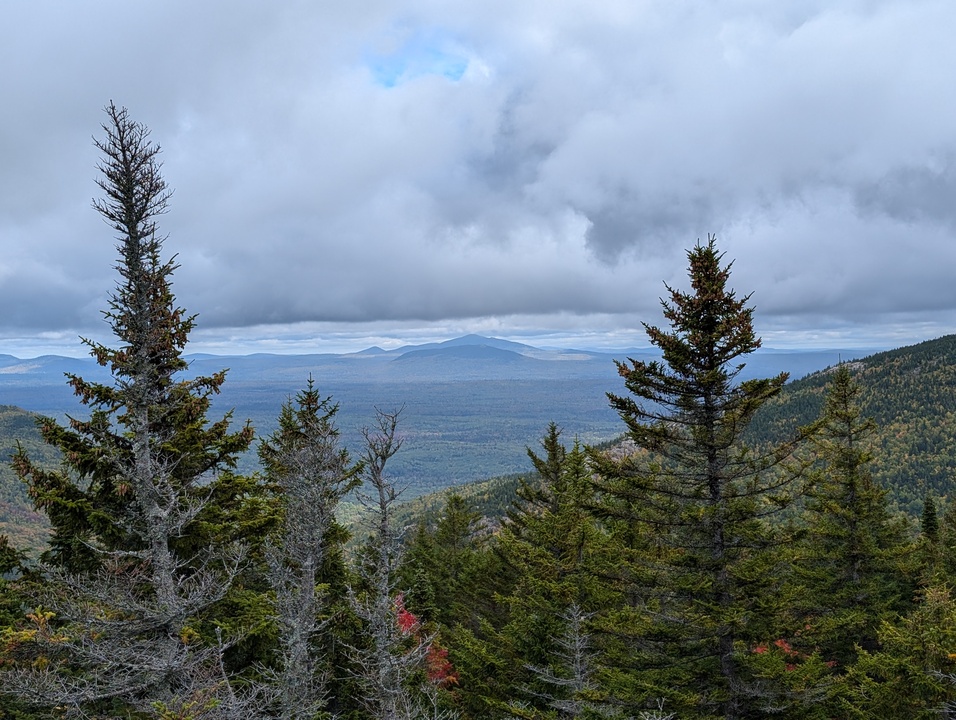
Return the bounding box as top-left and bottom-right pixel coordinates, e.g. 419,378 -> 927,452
747,334 -> 956,515
0,405 -> 52,551
401,336 -> 956,526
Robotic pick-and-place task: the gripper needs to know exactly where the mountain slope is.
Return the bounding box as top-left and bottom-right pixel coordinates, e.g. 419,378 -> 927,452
400,336 -> 956,526
0,405 -> 52,551
747,334 -> 956,514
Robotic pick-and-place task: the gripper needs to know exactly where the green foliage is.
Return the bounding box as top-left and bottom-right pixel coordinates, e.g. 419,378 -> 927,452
748,334 -> 956,515
590,237 -> 805,719
922,493 -> 940,542
497,426 -> 617,717
2,103 -> 262,717
835,585 -> 956,719
401,493 -> 492,630
790,365 -> 910,667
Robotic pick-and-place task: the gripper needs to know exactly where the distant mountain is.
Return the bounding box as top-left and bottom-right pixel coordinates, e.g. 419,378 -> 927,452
433,334 -> 536,352
389,335 -> 956,529
392,344 -> 528,363
351,346 -> 386,356
378,333 -> 537,356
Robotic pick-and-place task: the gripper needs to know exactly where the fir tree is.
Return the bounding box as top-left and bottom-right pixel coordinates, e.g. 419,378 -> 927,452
3,103 -> 260,718
498,425 -> 616,718
922,494 -> 940,544
401,493 -> 488,631
258,379 -> 361,720
792,364 -> 907,669
590,237 -> 806,719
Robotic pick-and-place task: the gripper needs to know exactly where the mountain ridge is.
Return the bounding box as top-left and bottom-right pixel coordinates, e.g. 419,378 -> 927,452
3,334 -> 955,552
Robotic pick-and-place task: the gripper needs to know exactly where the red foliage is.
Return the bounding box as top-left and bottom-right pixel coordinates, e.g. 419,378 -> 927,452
773,638 -> 796,656
394,593 -> 420,634
426,643 -> 459,687
753,635 -> 837,672
393,593 -> 458,687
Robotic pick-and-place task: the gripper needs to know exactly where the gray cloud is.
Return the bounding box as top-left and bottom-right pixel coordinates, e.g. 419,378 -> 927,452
855,155 -> 956,228
3,1 -> 956,355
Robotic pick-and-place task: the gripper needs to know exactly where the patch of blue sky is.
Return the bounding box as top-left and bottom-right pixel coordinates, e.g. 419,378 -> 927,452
366,29 -> 469,88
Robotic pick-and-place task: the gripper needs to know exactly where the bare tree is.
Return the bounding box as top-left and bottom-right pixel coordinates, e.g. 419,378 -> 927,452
508,604 -> 623,720
509,605 -> 677,720
347,409 -> 457,720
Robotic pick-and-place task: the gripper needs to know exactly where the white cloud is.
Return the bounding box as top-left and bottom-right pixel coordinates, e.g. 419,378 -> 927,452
2,0 -> 956,356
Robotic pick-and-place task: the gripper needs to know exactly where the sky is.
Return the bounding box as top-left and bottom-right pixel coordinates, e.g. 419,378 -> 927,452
3,0 -> 956,357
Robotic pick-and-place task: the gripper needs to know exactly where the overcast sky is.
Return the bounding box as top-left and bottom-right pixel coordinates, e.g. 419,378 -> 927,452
3,0 -> 955,356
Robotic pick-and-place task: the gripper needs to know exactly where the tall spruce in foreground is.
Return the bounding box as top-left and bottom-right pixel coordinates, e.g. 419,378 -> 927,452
590,237 -> 807,720
3,103 -> 259,718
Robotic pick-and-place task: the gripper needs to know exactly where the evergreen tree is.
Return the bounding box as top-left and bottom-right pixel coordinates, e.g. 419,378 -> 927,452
590,237 -> 805,719
938,499 -> 956,583
792,364 -> 907,670
499,426 -> 616,718
922,494 -> 940,544
744,364 -> 910,717
447,425 -> 617,719
837,585 -> 956,718
258,380 -> 361,720
402,493 -> 488,631
2,103 -> 260,718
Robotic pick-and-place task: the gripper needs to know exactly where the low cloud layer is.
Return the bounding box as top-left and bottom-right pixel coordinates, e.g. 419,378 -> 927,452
3,1 -> 955,354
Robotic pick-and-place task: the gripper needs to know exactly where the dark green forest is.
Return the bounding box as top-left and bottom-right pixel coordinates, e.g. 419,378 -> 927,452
747,335 -> 956,516
3,106 -> 956,720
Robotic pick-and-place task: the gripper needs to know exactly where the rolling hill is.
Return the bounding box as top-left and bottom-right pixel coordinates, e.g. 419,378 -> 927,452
746,333 -> 956,515
378,334 -> 956,532
0,405 -> 53,551
0,333 -> 887,552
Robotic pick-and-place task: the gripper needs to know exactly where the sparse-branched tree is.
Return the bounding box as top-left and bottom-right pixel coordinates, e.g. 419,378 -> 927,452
507,604 -> 614,720
2,103 -> 262,718
258,379 -> 362,719
348,409 -> 458,720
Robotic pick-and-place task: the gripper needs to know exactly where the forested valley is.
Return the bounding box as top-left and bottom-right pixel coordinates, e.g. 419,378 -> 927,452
3,106 -> 956,720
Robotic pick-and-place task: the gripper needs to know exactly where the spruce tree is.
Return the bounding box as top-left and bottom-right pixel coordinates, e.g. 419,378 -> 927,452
590,237 -> 805,719
922,494 -> 940,544
792,364 -> 907,668
3,103 -> 260,718
401,493 -> 487,630
497,425 -> 616,718
258,380 -> 361,719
